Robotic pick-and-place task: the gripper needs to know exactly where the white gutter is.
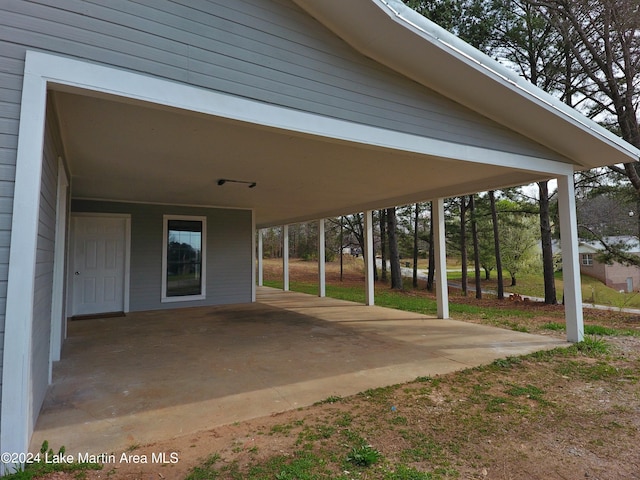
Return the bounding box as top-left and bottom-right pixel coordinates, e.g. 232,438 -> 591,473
378,0 -> 639,161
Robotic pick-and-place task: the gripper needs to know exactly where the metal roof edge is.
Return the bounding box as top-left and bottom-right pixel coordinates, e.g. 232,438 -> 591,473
378,0 -> 640,162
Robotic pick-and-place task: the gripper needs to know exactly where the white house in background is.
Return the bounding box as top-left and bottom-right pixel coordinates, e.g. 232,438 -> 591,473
579,236 -> 640,292
1,0 -> 639,467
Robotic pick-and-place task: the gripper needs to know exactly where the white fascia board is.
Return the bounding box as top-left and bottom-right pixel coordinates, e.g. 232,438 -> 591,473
27,51 -> 571,176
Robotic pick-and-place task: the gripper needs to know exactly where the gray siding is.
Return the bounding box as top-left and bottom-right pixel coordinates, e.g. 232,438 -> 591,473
71,201 -> 253,311
0,0 -> 566,162
30,105 -> 62,428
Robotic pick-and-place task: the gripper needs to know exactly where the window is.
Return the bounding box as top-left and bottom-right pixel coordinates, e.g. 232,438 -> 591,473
582,253 -> 593,266
162,215 -> 206,301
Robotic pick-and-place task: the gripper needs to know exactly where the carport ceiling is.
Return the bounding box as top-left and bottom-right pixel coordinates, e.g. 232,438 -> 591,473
54,90 -> 552,228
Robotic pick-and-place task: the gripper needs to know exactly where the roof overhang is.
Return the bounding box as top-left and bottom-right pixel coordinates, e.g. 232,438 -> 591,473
54,86 -> 566,228
292,0 -> 640,170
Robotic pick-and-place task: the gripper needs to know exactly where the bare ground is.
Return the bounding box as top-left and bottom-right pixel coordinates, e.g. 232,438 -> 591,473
32,259 -> 640,480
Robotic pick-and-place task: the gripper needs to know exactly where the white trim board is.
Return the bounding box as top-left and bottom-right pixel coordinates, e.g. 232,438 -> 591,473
28,51 -> 573,176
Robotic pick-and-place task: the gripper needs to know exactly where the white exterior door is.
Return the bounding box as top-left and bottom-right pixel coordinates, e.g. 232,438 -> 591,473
71,215 -> 127,316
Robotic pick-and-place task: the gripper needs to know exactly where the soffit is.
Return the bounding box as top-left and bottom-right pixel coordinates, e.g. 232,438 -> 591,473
55,91 -> 555,228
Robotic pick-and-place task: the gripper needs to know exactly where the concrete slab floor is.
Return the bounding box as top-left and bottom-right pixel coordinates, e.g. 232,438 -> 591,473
31,287 -> 566,456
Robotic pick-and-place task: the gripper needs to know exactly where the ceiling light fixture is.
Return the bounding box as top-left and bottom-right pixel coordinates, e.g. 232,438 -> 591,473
217,178 -> 257,188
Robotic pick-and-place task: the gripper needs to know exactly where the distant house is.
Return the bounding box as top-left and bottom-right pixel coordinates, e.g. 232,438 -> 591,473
579,236 -> 640,293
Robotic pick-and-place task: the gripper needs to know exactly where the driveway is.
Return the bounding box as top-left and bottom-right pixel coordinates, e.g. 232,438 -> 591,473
31,287 -> 565,455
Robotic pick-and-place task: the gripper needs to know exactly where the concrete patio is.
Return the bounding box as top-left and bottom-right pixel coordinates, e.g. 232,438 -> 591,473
31,287 -> 566,455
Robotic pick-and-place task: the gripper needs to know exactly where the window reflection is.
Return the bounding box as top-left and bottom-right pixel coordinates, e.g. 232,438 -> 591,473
166,220 -> 202,297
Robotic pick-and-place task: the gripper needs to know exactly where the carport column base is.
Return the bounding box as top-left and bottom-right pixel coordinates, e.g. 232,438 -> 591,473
558,174 -> 584,342
364,210 -> 375,306
433,198 -> 449,319
283,224 -> 289,291
318,218 -> 326,297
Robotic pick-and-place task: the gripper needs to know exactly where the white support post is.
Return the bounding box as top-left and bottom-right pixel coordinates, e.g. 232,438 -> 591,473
1,64 -> 47,470
364,210 -> 375,306
257,228 -> 263,287
50,158 -> 69,369
433,198 -> 449,319
318,218 -> 326,297
283,224 -> 289,291
557,174 -> 584,342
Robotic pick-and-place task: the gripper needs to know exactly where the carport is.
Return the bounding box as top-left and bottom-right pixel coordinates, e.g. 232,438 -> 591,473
31,287 -> 565,455
4,0 -> 640,463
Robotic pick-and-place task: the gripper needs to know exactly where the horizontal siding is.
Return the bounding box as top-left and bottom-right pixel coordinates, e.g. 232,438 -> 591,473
0,48 -> 17,389
0,35 -> 20,226
0,0 -> 566,160
71,200 -> 253,311
0,248 -> 9,269
0,197 -> 13,214
29,110 -> 60,430
0,102 -> 20,120
0,147 -> 17,165
0,70 -> 23,92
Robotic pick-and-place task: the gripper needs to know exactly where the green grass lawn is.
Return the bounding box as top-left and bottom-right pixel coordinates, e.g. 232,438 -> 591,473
265,280 -> 533,320
435,265 -> 640,309
265,269 -> 640,337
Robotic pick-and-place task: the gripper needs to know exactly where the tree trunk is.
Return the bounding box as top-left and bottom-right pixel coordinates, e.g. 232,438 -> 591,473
489,191 -> 504,300
339,216 -> 343,282
379,209 -> 387,282
460,197 -> 468,296
372,213 -> 378,282
413,203 -> 419,288
484,268 -> 491,280
427,202 -> 435,292
470,195 -> 482,299
538,181 -> 557,304
511,275 -> 517,287
387,207 -> 403,289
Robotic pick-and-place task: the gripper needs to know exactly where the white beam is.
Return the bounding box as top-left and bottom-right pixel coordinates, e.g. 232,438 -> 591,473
557,174 -> 584,342
283,224 -> 289,291
30,51 -> 581,187
257,228 -> 263,287
318,219 -> 326,297
364,210 -> 375,306
433,198 -> 449,319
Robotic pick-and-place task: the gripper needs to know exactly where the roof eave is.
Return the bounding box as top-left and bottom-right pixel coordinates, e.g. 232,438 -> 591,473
293,0 -> 640,170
